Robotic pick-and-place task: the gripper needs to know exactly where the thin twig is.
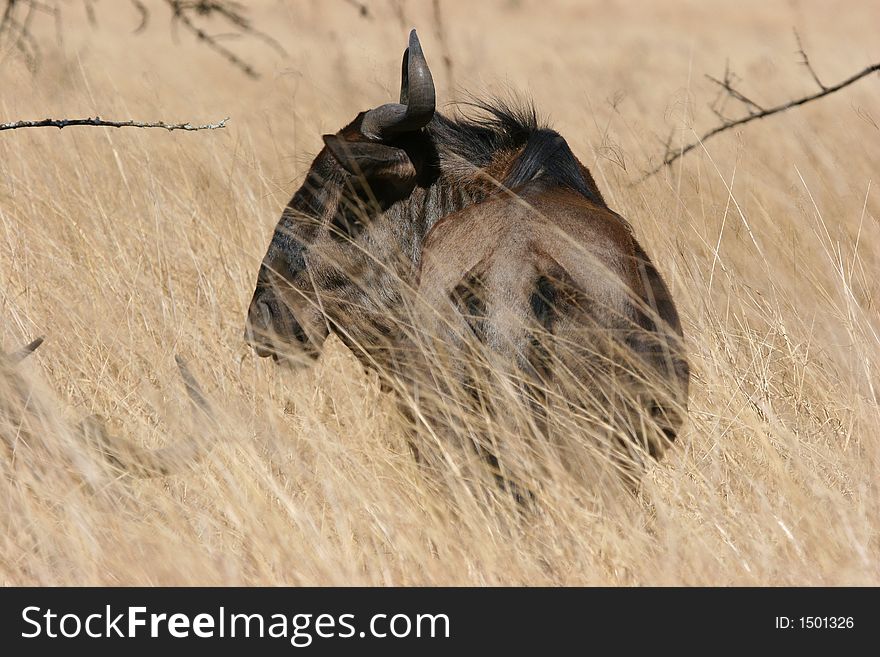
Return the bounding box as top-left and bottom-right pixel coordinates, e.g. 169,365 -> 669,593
705,73 -> 764,113
180,0 -> 288,56
794,29 -> 826,91
165,0 -> 258,78
0,0 -> 49,71
128,0 -> 148,33
344,0 -> 370,18
708,107 -> 733,127
2,0 -> 283,77
658,127 -> 675,163
0,116 -> 229,131
641,60 -> 880,180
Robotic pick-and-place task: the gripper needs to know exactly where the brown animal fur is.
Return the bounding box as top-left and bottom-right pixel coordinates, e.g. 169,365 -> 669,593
245,31 -> 689,489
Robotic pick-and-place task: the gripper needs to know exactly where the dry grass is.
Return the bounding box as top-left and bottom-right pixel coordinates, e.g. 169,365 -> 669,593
1,0 -> 879,585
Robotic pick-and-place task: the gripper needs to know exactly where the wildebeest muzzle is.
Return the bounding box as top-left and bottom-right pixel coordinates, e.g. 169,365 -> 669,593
245,282 -> 318,362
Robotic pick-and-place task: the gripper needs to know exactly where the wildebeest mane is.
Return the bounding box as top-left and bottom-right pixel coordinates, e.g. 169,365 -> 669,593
431,98 -> 605,206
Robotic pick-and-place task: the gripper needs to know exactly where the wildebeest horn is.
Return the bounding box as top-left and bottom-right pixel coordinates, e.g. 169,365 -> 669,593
360,29 -> 435,140
8,336 -> 45,364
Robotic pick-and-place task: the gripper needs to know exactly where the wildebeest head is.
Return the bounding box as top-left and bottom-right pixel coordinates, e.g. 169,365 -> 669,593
245,30 -> 438,362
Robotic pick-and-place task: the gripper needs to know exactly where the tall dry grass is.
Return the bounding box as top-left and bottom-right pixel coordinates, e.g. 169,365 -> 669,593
1,0 -> 878,585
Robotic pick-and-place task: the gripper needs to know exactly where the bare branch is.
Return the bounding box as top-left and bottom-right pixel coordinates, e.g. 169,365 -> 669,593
1,0 -> 285,77
0,115 -> 229,132
181,0 -> 287,57
657,127 -> 676,163
165,0 -> 257,78
705,72 -> 765,114
794,29 -> 827,91
707,103 -> 733,126
161,0 -> 290,78
128,0 -> 149,33
344,0 -> 371,18
642,38 -> 880,180
0,0 -> 52,72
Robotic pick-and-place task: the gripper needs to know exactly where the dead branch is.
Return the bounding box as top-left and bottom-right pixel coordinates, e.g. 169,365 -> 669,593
160,0 -> 289,78
642,34 -> 880,180
1,1 -> 289,78
706,64 -> 765,115
0,0 -> 55,71
128,0 -> 148,33
165,2 -> 257,78
794,29 -> 826,92
0,115 -> 229,132
344,0 -> 371,18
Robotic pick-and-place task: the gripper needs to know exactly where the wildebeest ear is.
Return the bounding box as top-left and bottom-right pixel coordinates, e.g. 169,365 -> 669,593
322,134 -> 416,183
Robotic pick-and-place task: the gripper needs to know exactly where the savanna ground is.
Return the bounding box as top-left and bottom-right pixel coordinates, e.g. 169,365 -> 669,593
1,0 -> 878,585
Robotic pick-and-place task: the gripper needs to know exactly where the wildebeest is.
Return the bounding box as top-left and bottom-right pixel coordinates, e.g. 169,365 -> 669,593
246,30 -> 689,481
2,337 -> 213,479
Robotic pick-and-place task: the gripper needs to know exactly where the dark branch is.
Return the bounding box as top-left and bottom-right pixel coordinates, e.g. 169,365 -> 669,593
0,0 -> 53,72
705,72 -> 765,114
344,0 -> 371,18
708,108 -> 732,127
165,0 -> 257,78
0,116 -> 229,131
128,0 -> 149,33
642,53 -> 880,180
658,127 -> 676,163
794,29 -> 827,91
179,0 -> 287,57
161,0 -> 290,78
2,1 -> 284,77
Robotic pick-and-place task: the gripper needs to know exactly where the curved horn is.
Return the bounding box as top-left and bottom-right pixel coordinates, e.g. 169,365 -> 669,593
361,29 -> 435,140
399,29 -> 435,116
8,336 -> 44,364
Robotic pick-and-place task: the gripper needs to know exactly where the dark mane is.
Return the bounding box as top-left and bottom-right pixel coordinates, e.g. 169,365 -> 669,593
429,99 -> 605,206
430,98 -> 541,168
